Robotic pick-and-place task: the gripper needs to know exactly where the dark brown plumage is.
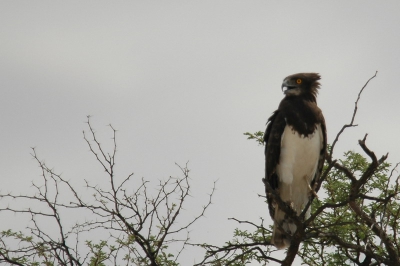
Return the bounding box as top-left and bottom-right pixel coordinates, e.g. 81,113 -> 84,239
264,73 -> 327,249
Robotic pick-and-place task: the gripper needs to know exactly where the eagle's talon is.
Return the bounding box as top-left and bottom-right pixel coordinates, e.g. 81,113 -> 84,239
309,189 -> 318,198
308,184 -> 318,198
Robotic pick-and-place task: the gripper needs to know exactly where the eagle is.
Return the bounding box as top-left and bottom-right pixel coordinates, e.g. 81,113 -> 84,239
264,73 -> 327,249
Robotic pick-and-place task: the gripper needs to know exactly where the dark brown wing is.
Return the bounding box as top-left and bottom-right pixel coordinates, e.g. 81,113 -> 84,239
264,110 -> 287,219
311,114 -> 327,190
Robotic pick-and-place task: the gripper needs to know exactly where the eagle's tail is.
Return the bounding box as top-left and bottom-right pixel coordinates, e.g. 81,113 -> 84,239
272,207 -> 296,249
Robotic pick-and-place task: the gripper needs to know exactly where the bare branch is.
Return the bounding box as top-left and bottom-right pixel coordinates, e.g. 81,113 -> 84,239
0,117 -> 215,266
329,71 -> 378,159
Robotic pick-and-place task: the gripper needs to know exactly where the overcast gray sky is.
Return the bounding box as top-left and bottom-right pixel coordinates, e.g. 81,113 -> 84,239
1,1 -> 400,265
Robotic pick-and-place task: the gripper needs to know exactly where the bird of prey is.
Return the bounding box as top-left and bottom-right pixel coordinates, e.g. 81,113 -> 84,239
264,73 -> 327,249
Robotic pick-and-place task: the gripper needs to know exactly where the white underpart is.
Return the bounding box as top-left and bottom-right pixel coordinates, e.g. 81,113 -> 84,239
276,124 -> 322,216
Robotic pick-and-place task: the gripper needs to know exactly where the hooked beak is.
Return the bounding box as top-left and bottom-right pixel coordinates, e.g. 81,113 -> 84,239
281,79 -> 296,94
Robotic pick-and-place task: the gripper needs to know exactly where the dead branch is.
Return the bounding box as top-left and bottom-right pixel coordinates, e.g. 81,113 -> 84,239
0,117 -> 215,266
329,71 -> 378,160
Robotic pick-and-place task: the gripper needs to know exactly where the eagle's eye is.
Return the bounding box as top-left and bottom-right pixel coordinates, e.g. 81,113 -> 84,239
296,79 -> 302,84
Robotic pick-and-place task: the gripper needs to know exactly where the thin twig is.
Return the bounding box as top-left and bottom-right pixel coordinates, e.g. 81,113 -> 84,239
329,71 -> 378,160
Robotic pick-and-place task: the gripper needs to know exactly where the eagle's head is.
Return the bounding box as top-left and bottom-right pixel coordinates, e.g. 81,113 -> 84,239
281,73 -> 321,99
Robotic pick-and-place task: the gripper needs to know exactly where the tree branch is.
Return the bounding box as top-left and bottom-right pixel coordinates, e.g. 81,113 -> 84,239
329,71 -> 378,160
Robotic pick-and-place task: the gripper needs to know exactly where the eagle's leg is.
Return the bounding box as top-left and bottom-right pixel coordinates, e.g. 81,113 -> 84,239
308,184 -> 318,198
312,181 -> 319,197
304,175 -> 318,198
